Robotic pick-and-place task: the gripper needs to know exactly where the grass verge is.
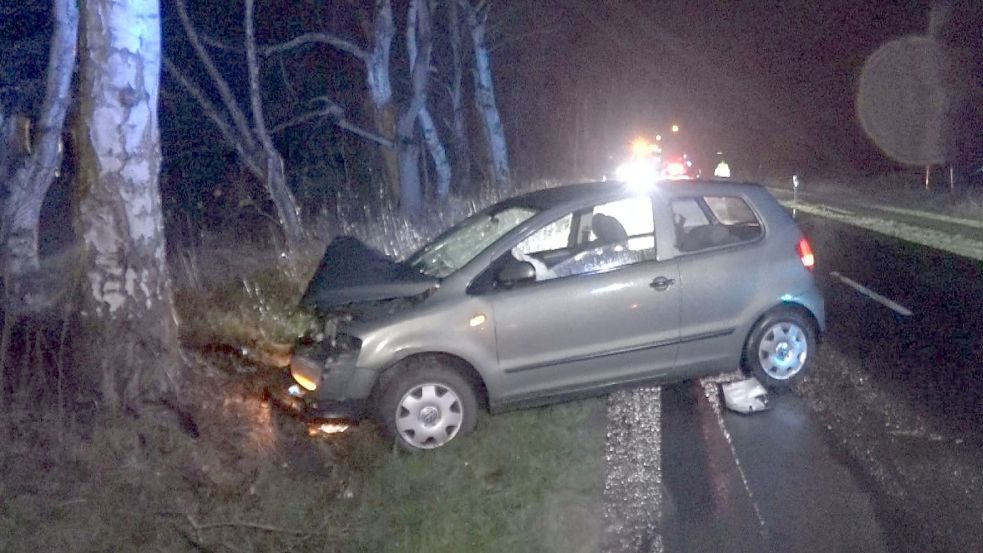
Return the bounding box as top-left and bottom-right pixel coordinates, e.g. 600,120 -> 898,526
764,172 -> 983,219
329,398 -> 606,553
0,373 -> 606,553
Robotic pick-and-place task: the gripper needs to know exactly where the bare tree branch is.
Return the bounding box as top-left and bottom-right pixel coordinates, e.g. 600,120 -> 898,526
260,31 -> 369,60
163,57 -> 263,179
196,29 -> 371,64
173,0 -> 258,154
198,32 -> 242,53
271,97 -> 394,149
244,0 -> 271,146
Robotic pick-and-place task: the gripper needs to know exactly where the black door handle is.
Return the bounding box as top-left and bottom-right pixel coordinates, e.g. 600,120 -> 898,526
650,276 -> 675,291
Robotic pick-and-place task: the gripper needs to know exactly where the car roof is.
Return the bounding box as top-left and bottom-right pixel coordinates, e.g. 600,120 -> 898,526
498,181 -> 619,210
499,179 -> 765,211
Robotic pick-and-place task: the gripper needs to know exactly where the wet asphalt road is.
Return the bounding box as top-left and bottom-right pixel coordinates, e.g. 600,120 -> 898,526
796,213 -> 983,438
655,212 -> 983,552
661,382 -> 889,553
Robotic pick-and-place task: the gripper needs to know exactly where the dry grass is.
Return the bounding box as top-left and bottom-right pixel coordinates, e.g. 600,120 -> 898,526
2,178 -> 607,552
0,347 -> 605,553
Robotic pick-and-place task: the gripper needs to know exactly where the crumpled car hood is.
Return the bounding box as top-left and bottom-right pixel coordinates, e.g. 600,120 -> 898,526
299,236 -> 438,312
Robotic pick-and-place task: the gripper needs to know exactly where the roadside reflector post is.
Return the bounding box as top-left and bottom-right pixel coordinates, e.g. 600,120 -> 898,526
949,164 -> 955,192
792,174 -> 800,203
925,164 -> 931,190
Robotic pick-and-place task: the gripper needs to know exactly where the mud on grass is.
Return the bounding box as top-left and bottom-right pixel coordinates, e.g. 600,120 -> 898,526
0,349 -> 606,553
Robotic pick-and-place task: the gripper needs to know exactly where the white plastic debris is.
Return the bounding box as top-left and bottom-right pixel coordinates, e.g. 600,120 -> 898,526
720,377 -> 770,414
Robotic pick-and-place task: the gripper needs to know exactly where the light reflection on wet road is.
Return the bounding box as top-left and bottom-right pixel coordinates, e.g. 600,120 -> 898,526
661,380 -> 889,553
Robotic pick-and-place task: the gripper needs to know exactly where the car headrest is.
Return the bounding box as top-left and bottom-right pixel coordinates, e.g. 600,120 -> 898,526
592,214 -> 628,244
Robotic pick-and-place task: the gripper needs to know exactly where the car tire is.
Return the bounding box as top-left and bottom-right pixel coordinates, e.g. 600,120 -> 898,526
743,309 -> 816,390
376,359 -> 478,451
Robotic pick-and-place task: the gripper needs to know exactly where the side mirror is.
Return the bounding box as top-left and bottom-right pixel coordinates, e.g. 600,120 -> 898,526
496,260 -> 536,285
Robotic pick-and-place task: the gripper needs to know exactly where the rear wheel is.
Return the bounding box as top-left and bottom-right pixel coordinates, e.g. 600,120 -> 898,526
377,359 -> 478,450
743,310 -> 816,389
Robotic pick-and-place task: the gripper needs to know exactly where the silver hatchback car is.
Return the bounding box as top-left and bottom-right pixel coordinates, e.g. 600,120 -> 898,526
288,180 -> 825,450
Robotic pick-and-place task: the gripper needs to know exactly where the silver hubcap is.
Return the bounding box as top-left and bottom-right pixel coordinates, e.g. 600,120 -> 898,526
395,382 -> 464,449
758,322 -> 808,380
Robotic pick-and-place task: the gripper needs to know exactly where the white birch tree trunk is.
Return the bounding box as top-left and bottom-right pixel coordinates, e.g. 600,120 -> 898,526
396,0 -> 433,213
419,107 -> 451,200
0,0 -> 78,311
405,0 -> 450,202
364,0 -> 400,198
463,1 -> 510,188
75,0 -> 182,410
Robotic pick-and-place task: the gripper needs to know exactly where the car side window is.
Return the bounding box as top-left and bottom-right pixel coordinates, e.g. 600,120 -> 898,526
671,195 -> 762,252
515,214 -> 572,255
510,214 -> 573,282
704,196 -> 757,225
546,197 -> 656,279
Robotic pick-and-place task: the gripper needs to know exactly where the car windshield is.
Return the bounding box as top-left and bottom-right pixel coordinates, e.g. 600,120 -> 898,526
407,206 -> 538,277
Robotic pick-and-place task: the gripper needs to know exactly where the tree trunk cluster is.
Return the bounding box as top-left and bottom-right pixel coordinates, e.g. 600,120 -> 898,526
168,0 -> 513,217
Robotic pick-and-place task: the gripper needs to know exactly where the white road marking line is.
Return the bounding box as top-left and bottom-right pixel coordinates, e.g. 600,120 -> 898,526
830,271 -> 913,316
701,376 -> 770,542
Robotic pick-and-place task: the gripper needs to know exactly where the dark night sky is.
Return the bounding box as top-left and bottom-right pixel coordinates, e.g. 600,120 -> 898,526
493,0 -> 957,178
3,1 -> 980,184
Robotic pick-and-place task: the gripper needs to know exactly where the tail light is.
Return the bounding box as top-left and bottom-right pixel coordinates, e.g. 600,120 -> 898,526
796,238 -> 815,271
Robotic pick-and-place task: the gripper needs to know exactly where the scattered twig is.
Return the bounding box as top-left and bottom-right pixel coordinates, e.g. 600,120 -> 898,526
220,541 -> 247,553
171,512 -> 311,536
283,515 -> 335,552
195,520 -> 309,535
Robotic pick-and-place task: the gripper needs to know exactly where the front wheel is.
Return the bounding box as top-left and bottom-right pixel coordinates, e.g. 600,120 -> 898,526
377,360 -> 478,450
743,310 -> 816,389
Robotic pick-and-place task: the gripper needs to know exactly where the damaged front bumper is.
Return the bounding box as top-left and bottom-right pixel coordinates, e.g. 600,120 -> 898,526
267,372 -> 368,420
267,339 -> 369,421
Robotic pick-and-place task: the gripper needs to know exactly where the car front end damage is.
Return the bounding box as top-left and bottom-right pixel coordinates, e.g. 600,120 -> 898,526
280,330 -> 368,420
272,235 -> 442,420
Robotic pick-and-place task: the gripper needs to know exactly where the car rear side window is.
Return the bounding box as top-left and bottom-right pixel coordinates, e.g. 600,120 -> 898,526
704,196 -> 757,225
671,196 -> 762,252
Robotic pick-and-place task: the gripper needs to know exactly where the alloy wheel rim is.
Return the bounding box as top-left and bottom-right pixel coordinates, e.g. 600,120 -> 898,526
395,382 -> 464,449
758,322 -> 808,380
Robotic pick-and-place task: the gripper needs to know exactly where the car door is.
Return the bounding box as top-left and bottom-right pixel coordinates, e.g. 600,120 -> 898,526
670,194 -> 768,376
487,195 -> 681,403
